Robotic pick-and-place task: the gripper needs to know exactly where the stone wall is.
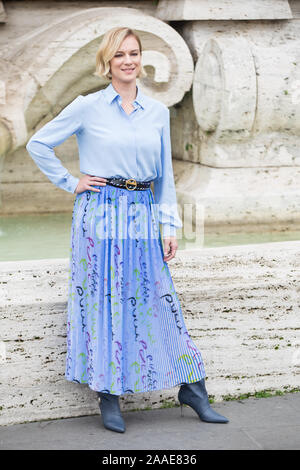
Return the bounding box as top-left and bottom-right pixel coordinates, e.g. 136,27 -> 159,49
1,240 -> 299,426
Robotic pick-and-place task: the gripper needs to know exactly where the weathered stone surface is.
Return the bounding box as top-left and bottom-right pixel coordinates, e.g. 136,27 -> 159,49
185,33 -> 300,166
169,17 -> 300,227
0,1 -> 6,23
157,0 -> 292,20
173,160 -> 300,227
1,241 -> 299,425
289,0 -> 300,18
0,1 -> 155,46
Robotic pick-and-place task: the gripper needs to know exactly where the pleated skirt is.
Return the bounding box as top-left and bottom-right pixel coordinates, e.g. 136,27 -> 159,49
65,183 -> 206,395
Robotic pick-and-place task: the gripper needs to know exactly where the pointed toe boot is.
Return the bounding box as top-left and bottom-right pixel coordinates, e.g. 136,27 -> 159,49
97,392 -> 126,433
178,379 -> 229,424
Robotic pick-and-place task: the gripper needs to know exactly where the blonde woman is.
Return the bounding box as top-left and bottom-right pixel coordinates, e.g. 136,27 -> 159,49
26,27 -> 228,433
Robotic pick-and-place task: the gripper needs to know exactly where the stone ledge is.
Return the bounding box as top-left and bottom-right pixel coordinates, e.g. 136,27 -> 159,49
0,241 -> 299,425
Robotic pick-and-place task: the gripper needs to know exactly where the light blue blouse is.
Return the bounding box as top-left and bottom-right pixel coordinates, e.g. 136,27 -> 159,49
26,82 -> 182,237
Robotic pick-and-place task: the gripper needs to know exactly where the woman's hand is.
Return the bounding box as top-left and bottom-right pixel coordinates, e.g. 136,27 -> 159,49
74,174 -> 108,194
163,236 -> 178,262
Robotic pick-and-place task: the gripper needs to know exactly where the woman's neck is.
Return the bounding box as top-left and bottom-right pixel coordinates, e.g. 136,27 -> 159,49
111,80 -> 137,103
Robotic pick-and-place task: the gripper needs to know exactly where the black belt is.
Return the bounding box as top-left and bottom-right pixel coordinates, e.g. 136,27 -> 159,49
105,177 -> 152,191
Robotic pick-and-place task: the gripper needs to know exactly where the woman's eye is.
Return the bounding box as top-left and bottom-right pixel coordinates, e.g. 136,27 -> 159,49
115,53 -> 138,57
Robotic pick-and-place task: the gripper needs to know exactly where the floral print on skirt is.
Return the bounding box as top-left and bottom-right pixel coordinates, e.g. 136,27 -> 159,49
65,183 -> 206,395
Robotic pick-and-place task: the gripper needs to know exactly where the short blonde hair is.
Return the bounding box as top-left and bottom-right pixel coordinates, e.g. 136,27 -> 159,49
95,27 -> 147,80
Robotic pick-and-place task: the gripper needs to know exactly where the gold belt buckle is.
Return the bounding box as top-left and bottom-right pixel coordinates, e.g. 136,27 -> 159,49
125,178 -> 137,190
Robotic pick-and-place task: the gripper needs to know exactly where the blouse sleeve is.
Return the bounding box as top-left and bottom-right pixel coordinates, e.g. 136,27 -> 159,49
153,106 -> 183,237
26,95 -> 85,194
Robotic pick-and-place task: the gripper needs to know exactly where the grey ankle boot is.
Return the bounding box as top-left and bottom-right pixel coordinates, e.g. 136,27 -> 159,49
178,379 -> 229,423
97,392 -> 126,433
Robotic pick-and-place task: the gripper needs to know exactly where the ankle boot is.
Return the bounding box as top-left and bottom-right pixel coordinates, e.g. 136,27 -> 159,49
178,379 -> 229,423
97,392 -> 126,433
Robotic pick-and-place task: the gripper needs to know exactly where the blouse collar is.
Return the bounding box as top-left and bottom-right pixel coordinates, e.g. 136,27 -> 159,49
102,82 -> 145,109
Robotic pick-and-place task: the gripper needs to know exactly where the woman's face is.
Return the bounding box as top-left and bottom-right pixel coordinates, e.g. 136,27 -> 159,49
109,35 -> 142,83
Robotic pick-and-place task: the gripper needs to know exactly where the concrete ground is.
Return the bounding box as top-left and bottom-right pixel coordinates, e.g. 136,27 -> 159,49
0,393 -> 300,450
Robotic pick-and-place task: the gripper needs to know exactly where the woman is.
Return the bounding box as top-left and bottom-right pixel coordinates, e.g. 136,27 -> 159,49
26,27 -> 228,433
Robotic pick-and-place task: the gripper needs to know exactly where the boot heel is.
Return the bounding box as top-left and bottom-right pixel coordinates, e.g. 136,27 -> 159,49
178,381 -> 229,424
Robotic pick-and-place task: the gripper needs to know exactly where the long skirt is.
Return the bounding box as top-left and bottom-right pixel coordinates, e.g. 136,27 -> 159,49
65,183 -> 206,395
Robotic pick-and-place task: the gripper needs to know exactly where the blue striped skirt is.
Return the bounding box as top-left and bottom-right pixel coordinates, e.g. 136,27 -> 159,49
65,183 -> 206,395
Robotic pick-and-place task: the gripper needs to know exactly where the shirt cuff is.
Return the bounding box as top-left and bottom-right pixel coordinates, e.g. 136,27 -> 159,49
64,175 -> 80,194
161,223 -> 178,238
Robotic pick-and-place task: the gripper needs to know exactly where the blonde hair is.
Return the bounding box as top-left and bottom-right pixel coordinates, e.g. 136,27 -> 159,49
95,27 -> 147,80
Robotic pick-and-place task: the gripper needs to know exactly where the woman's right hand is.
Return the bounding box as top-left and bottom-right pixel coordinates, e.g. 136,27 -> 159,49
74,174 -> 108,194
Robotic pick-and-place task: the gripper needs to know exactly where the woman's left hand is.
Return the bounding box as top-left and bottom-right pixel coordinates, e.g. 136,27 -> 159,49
163,236 -> 178,262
